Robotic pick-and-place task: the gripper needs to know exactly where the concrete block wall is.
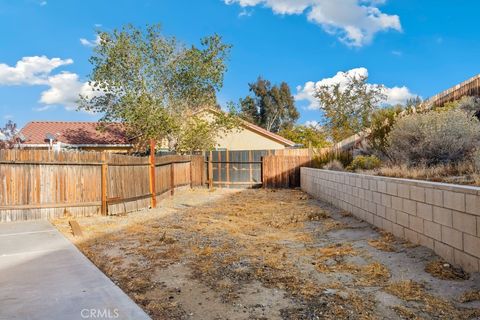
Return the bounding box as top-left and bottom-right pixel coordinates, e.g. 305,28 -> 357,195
301,167 -> 480,272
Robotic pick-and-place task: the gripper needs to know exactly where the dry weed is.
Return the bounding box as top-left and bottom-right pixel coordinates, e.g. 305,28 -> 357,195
368,232 -> 397,252
425,260 -> 469,280
459,290 -> 480,303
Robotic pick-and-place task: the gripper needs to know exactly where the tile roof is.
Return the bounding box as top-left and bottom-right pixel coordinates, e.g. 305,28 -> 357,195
19,121 -> 131,145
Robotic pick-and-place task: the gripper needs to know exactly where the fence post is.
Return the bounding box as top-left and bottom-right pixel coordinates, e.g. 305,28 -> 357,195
208,151 -> 213,189
261,156 -> 266,189
101,152 -> 108,215
189,156 -> 193,189
225,150 -> 230,187
170,161 -> 175,195
149,139 -> 157,208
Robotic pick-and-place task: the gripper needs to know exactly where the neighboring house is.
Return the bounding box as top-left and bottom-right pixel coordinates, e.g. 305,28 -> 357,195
196,108 -> 296,151
18,115 -> 295,152
19,122 -> 133,153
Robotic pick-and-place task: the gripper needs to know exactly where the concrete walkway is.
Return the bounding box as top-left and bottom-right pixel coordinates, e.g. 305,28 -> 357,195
0,220 -> 150,320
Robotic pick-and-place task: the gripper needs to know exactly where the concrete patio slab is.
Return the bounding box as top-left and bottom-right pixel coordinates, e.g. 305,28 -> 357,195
0,220 -> 150,320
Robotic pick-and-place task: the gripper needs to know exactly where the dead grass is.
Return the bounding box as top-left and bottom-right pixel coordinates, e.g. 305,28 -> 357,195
52,189 -> 480,320
376,162 -> 480,186
425,260 -> 469,280
459,290 -> 480,303
368,232 -> 397,252
386,280 -> 480,319
392,305 -> 424,320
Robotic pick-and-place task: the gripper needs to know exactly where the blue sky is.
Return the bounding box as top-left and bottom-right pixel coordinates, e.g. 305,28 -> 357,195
0,0 -> 479,128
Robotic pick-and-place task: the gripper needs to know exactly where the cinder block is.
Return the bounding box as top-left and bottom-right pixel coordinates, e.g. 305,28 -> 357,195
478,217 -> 480,237
367,201 -> 376,214
424,220 -> 442,241
418,234 -> 434,250
441,226 -> 463,250
364,190 -> 373,202
397,211 -> 409,227
362,178 -> 369,189
405,228 -> 419,244
373,192 -> 382,205
392,196 -> 403,211
376,204 -> 386,218
466,194 -> 480,216
381,194 -> 392,207
377,180 -> 387,193
383,219 -> 393,233
385,208 -> 396,222
369,180 -> 377,192
443,191 -> 465,212
386,182 -> 398,196
452,212 -> 477,236
410,186 -> 425,202
454,249 -> 479,273
417,203 -> 433,221
392,223 -> 404,238
397,184 -> 410,199
409,215 -> 424,233
433,206 -> 453,227
434,241 -> 454,264
425,188 -> 443,206
374,216 -> 384,229
364,212 -> 374,224
464,234 -> 480,258
403,199 -> 417,215
358,188 -> 365,199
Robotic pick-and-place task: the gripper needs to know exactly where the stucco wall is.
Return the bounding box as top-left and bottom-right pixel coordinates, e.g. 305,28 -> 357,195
215,127 -> 286,150
301,168 -> 480,272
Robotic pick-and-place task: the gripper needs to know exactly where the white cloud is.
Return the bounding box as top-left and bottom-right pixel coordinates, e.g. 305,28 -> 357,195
39,72 -> 97,110
224,0 -> 401,47
0,56 -> 73,85
295,67 -> 417,109
0,56 -> 98,111
80,35 -> 101,47
39,1 -> 47,6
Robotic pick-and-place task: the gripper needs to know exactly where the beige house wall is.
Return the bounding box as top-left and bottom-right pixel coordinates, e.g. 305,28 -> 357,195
301,168 -> 480,272
215,127 -> 286,150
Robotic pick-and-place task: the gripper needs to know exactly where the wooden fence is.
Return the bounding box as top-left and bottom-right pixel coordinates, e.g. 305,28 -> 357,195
262,155 -> 312,188
204,149 -> 316,189
0,150 -> 203,222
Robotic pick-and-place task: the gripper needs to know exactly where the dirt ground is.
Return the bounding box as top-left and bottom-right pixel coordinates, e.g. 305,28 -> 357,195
52,188 -> 480,320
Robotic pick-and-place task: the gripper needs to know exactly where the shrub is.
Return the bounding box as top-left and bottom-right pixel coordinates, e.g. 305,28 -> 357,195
387,109 -> 480,166
348,155 -> 381,171
313,149 -> 353,168
323,160 -> 344,171
368,105 -> 403,157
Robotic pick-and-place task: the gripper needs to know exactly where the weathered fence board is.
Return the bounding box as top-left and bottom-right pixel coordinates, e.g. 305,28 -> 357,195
0,150 -> 201,221
262,155 -> 312,188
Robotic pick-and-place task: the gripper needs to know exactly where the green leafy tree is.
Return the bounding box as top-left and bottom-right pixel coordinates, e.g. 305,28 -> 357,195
176,105 -> 240,154
239,77 -> 299,133
278,124 -> 330,148
314,74 -> 386,142
80,24 -> 233,151
368,105 -> 403,158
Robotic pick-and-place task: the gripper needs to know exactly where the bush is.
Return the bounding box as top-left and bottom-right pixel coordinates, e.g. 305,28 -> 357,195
323,160 -> 344,171
348,155 -> 381,171
368,105 -> 403,157
387,109 -> 480,166
313,149 -> 353,168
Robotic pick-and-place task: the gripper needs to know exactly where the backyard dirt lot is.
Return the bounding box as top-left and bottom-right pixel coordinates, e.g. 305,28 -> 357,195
53,188 -> 480,320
